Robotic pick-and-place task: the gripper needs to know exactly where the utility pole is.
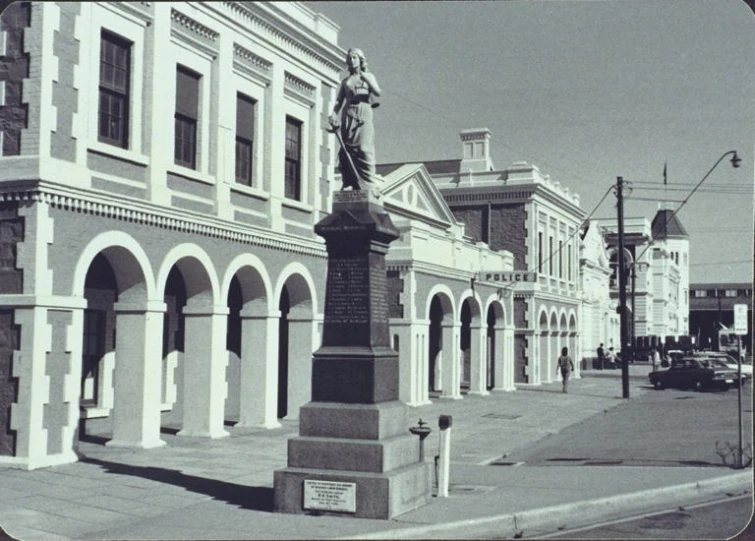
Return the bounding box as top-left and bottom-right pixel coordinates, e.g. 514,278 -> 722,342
615,177 -> 630,398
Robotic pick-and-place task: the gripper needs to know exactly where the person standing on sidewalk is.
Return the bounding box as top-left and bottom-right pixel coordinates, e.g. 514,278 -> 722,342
557,347 -> 575,393
596,343 -> 605,370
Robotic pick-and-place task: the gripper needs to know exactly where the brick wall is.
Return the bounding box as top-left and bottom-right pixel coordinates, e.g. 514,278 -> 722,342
386,270 -> 403,319
50,2 -> 79,162
0,1 -> 31,156
0,309 -> 19,455
0,203 -> 23,294
450,206 -> 486,243
490,203 -> 527,270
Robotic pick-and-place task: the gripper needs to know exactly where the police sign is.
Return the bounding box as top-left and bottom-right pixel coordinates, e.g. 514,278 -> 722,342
482,271 -> 536,283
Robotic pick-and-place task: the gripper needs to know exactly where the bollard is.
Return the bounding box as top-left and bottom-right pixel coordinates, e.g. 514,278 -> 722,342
437,414 -> 452,498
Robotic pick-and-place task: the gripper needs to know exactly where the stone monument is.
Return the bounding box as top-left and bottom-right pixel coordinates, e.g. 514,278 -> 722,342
273,48 -> 431,519
273,190 -> 432,519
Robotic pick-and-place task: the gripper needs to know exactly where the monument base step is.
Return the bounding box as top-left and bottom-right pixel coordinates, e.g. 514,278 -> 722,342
273,461 -> 432,519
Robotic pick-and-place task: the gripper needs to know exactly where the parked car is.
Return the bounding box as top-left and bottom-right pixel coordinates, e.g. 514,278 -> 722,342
648,357 -> 738,391
694,352 -> 752,379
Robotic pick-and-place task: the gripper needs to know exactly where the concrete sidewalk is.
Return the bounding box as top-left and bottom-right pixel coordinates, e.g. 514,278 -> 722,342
0,368 -> 751,541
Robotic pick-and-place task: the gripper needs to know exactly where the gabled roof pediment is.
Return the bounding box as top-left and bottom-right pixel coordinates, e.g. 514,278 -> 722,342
380,163 -> 457,229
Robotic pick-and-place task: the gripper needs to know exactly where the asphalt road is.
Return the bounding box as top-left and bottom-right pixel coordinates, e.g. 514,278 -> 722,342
505,382 -> 753,468
541,495 -> 754,540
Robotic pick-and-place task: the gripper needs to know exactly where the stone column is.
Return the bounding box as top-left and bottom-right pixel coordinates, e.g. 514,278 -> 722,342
178,304 -> 230,439
274,191 -> 431,519
439,322 -> 462,399
467,323 -> 488,395
236,308 -> 280,429
107,300 -> 166,449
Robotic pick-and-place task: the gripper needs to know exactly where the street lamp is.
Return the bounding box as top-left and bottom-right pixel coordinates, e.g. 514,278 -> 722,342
614,150 -> 742,399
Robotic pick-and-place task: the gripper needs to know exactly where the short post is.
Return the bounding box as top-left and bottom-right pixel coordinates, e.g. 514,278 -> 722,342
409,419 -> 432,462
437,415 -> 452,498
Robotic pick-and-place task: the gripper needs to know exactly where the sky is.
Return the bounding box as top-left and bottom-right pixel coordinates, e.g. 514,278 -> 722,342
308,0 -> 755,284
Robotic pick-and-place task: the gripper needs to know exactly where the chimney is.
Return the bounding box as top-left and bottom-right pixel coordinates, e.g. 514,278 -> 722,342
460,128 -> 495,173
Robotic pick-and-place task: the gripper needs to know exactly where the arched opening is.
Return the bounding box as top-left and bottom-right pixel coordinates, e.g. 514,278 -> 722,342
224,276 -> 242,424
277,286 -> 290,419
161,266 -> 186,431
428,296 -> 443,393
79,254 -> 117,436
275,271 -> 315,420
460,300 -> 472,390
538,311 -> 548,385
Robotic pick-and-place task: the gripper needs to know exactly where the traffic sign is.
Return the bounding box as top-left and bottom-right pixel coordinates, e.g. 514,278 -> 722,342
734,304 -> 748,336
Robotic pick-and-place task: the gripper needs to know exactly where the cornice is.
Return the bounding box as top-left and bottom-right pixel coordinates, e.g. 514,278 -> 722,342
233,43 -> 273,74
216,2 -> 342,76
0,181 -> 327,259
171,8 -> 219,42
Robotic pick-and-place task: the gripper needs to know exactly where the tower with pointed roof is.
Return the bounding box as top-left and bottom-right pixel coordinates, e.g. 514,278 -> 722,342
651,209 -> 690,335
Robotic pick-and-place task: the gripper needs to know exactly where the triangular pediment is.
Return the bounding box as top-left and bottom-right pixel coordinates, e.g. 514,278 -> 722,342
380,164 -> 456,229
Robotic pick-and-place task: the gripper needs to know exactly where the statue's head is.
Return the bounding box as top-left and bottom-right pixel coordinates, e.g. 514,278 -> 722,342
346,48 -> 368,71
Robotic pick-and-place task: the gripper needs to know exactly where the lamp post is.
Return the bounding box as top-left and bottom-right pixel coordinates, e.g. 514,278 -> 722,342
614,150 -> 741,399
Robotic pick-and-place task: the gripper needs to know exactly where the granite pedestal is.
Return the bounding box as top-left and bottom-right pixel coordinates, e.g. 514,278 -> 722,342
273,191 -> 431,519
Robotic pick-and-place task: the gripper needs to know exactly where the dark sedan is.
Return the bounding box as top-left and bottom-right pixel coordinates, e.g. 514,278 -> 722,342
648,357 -> 738,391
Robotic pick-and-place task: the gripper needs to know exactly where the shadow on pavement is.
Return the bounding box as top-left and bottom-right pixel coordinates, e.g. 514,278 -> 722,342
80,456 -> 274,512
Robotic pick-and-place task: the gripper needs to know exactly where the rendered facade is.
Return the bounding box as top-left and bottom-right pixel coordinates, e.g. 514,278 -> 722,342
596,209 -> 690,352
379,129 -> 587,385
0,1 -> 518,470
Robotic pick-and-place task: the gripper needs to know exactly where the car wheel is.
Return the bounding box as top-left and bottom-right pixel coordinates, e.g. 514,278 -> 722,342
694,379 -> 705,392
653,379 -> 664,390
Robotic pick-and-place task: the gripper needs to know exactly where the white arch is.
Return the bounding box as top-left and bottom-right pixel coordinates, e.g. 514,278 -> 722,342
72,230 -> 156,299
457,288 -> 484,322
568,309 -> 578,329
538,307 -> 549,329
156,243 -> 221,303
425,283 -> 457,319
274,261 -> 319,315
482,294 -> 507,325
221,253 -> 274,310
559,308 -> 568,331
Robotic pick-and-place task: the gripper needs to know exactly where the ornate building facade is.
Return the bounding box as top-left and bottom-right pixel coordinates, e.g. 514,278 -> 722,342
379,129 -> 586,385
0,2 -> 518,470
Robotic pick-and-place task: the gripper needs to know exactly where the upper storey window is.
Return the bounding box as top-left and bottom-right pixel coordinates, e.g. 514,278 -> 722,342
98,31 -> 132,148
235,93 -> 256,186
174,65 -> 200,169
284,116 -> 302,200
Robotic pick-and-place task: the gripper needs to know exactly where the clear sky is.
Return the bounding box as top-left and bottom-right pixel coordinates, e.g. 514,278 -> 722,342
308,0 -> 755,284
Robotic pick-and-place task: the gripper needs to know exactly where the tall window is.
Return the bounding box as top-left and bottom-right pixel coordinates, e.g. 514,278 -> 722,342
284,116 -> 302,200
549,236 -> 554,275
174,65 -> 200,169
98,31 -> 131,148
558,240 -> 563,278
235,93 -> 255,186
538,232 -> 543,272
568,244 -> 572,281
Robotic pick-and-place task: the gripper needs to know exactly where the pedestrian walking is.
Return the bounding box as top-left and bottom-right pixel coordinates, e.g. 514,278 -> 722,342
596,343 -> 605,370
652,347 -> 661,371
557,347 -> 575,393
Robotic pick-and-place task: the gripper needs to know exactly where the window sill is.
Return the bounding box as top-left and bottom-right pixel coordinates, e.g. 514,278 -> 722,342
282,197 -> 313,213
168,165 -> 216,185
230,183 -> 270,201
88,142 -> 150,167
